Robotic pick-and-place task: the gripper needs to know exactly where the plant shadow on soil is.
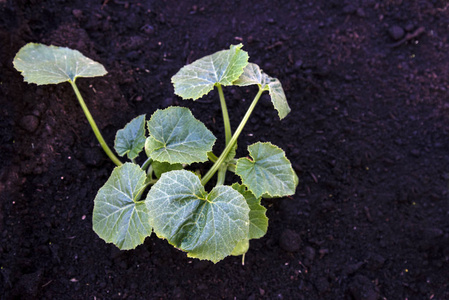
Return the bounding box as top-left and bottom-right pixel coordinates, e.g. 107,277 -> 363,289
1,0 -> 449,299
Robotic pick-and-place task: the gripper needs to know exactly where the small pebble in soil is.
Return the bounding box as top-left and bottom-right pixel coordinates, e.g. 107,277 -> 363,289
279,229 -> 301,252
388,25 -> 405,40
19,115 -> 40,133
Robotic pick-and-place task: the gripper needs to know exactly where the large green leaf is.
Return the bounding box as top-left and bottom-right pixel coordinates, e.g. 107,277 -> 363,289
114,114 -> 146,160
13,43 -> 107,85
171,44 -> 249,100
234,62 -> 290,119
145,106 -> 216,164
232,183 -> 268,240
236,142 -> 297,198
93,163 -> 152,250
145,170 -> 249,263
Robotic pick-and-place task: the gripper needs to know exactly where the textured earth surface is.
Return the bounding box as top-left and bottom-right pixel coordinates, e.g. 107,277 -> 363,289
1,0 -> 449,299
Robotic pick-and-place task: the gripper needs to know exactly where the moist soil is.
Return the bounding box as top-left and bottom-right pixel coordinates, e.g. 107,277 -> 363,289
1,0 -> 449,299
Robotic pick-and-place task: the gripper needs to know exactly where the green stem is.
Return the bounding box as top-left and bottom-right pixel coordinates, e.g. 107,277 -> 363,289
201,87 -> 264,186
69,81 -> 122,166
141,157 -> 153,170
216,164 -> 227,186
216,83 -> 232,145
207,151 -> 218,163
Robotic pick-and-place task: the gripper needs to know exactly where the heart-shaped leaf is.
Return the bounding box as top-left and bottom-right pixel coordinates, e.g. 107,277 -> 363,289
146,170 -> 249,263
234,63 -> 290,119
13,43 -> 107,85
171,44 -> 249,100
114,114 -> 146,160
145,106 -> 216,164
93,163 -> 152,250
236,142 -> 297,198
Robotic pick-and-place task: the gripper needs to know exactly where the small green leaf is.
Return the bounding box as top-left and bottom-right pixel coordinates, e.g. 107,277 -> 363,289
152,161 -> 183,178
145,106 -> 216,164
114,114 -> 146,160
93,163 -> 152,250
171,44 -> 249,100
232,183 -> 268,240
234,63 -> 290,119
13,43 -> 107,85
146,170 -> 249,263
236,142 -> 297,198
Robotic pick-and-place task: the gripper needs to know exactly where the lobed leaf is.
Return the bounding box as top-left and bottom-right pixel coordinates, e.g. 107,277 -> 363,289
114,114 -> 146,160
13,43 -> 107,85
145,106 -> 216,164
236,142 -> 297,198
93,163 -> 152,250
234,62 -> 290,119
171,44 -> 249,100
145,170 -> 249,263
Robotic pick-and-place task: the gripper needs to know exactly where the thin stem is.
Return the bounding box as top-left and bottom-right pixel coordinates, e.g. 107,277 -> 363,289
141,157 -> 153,170
69,81 -> 122,166
201,87 -> 264,186
207,151 -> 218,163
216,83 -> 232,145
216,164 -> 227,186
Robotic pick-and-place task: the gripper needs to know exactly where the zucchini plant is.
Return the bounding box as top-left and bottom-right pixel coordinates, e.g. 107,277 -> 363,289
14,43 -> 297,263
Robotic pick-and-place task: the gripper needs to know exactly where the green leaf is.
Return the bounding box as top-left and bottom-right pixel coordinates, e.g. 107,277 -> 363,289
151,161 -> 183,178
145,106 -> 216,164
231,239 -> 249,256
93,163 -> 152,250
234,63 -> 290,119
232,183 -> 268,240
236,142 -> 297,198
171,44 -> 249,100
145,170 -> 249,263
114,114 -> 146,160
13,43 -> 107,85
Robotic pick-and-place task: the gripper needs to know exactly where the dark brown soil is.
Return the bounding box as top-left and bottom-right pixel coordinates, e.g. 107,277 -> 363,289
1,0 -> 449,299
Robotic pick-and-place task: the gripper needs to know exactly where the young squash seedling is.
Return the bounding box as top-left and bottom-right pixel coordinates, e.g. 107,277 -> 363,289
14,43 -> 297,263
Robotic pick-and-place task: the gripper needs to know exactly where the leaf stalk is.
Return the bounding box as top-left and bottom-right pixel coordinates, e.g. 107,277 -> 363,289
201,87 -> 264,185
69,81 -> 122,166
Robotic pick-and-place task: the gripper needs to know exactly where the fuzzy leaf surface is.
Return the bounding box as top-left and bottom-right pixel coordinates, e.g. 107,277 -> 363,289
93,163 -> 151,250
234,62 -> 290,119
145,170 -> 249,263
145,107 -> 216,164
13,43 -> 107,85
236,142 -> 296,198
171,44 -> 249,100
114,114 -> 146,160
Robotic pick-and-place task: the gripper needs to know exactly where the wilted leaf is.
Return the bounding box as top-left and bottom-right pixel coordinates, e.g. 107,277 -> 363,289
234,62 -> 290,119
